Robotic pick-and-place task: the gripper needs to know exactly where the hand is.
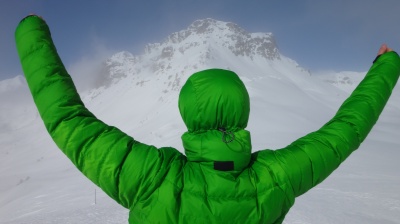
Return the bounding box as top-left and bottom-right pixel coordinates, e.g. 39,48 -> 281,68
377,44 -> 393,56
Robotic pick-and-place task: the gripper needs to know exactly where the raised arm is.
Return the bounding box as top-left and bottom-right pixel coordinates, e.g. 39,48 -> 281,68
15,15 -> 182,208
256,48 -> 400,197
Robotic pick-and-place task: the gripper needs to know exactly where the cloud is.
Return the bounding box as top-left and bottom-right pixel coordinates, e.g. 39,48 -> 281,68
67,33 -> 116,92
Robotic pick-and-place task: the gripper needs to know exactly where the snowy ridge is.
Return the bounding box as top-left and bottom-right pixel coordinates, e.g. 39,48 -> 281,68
316,70 -> 365,93
1,18 -> 400,224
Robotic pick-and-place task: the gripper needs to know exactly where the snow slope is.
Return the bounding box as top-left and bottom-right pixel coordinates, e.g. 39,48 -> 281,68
1,19 -> 399,224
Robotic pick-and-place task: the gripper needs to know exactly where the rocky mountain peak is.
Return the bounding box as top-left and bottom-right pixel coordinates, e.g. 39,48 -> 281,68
145,18 -> 280,60
187,18 -> 247,36
99,18 -> 286,90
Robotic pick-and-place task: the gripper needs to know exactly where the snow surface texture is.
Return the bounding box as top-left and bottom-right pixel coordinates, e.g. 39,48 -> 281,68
1,18 -> 399,223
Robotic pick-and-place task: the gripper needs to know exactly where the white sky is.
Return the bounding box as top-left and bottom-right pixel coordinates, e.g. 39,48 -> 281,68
1,0 -> 400,80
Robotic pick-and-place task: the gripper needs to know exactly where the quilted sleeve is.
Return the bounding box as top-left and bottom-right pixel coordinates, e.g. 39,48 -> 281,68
15,15 -> 182,208
259,51 -> 400,197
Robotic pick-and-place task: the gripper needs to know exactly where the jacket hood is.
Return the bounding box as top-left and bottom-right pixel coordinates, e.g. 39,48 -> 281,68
179,69 -> 252,171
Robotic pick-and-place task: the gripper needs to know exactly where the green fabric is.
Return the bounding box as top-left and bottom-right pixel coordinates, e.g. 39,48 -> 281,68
179,69 -> 252,171
15,15 -> 184,210
16,15 -> 400,224
179,69 -> 250,132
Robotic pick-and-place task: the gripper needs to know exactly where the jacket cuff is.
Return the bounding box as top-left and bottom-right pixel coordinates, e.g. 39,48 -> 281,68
373,51 -> 399,64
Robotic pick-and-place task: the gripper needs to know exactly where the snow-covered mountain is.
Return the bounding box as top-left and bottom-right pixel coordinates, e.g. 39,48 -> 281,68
96,18 -> 301,89
1,18 -> 399,224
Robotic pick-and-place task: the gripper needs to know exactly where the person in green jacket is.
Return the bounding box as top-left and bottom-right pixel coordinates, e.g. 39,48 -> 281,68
15,15 -> 400,224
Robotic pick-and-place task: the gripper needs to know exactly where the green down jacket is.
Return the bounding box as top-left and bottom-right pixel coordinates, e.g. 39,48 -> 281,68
15,15 -> 400,224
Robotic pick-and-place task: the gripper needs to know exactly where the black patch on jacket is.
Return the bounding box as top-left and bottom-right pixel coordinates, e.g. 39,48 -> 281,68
214,161 -> 234,171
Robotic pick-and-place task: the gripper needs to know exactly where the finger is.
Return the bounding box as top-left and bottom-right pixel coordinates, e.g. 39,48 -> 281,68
377,44 -> 387,56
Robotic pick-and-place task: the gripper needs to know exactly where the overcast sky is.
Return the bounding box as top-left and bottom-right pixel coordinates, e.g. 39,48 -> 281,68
1,0 -> 400,81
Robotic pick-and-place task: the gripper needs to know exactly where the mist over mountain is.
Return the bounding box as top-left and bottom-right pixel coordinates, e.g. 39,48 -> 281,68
1,19 -> 399,224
